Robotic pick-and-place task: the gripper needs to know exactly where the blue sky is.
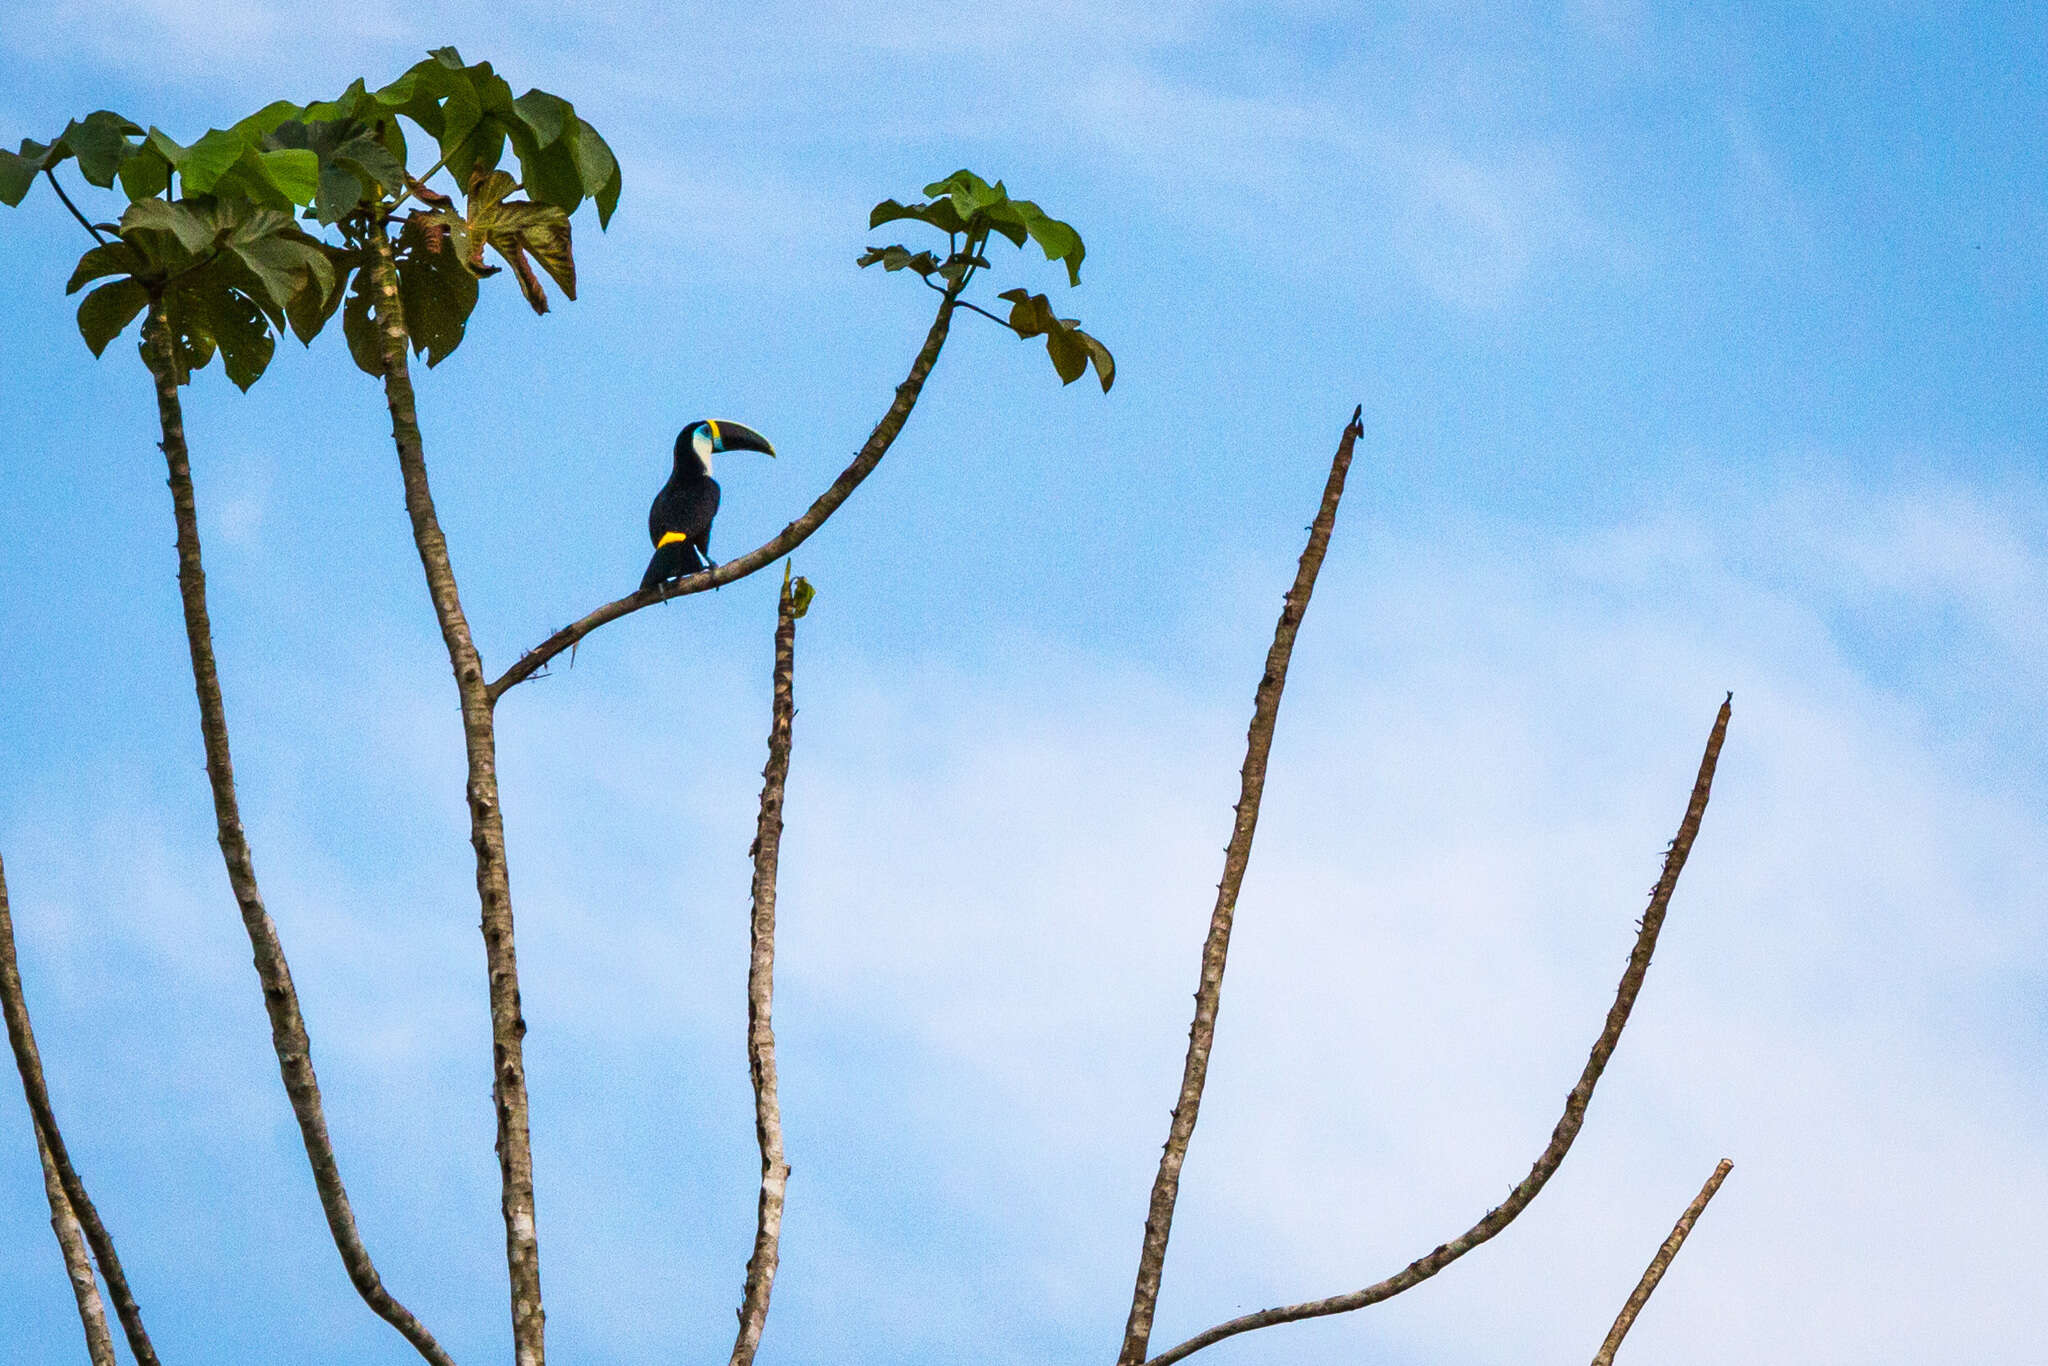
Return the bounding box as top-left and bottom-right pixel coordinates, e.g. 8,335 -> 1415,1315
1,3 -> 2043,1363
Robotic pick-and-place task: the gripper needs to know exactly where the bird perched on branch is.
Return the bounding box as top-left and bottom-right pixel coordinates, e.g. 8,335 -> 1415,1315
641,419 -> 777,592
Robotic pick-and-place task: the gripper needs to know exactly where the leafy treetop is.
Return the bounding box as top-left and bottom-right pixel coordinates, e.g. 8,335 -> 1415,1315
0,48 -> 619,388
861,170 -> 1112,391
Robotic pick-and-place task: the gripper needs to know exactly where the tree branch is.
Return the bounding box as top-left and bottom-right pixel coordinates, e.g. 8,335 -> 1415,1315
1143,694 -> 1735,1366
1590,1159 -> 1733,1366
0,852 -> 161,1366
34,1111 -> 117,1366
44,168 -> 108,243
365,229 -> 546,1366
1117,405 -> 1366,1366
486,288 -> 961,702
140,310 -> 461,1366
728,571 -> 801,1366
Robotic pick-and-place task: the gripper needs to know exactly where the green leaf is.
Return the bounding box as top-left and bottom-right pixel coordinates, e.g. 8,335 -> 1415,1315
115,144 -> 170,200
512,90 -> 572,147
65,241 -> 146,294
995,288 -> 1112,389
301,78 -> 369,124
341,266 -> 386,376
334,134 -> 405,193
145,127 -> 190,166
62,111 -> 143,188
515,135 -> 585,213
167,282 -> 275,390
1019,206 -> 1085,285
573,119 -> 620,227
397,215 -> 480,363
76,278 -> 150,356
121,198 -> 218,256
856,245 -> 938,274
229,230 -> 331,313
232,100 -> 304,141
870,196 -> 969,236
255,147 -> 319,205
1073,327 -> 1115,391
789,575 -> 816,619
316,162 -> 366,225
286,254 -> 352,345
975,199 -> 1030,248
175,128 -> 249,195
1043,322 -> 1086,384
0,145 -> 44,207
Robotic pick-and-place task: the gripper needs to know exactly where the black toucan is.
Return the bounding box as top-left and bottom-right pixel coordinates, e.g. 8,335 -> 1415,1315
640,419 -> 777,591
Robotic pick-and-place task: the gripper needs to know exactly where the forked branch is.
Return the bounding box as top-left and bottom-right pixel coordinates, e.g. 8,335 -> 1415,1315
728,570 -> 804,1366
1118,405 -> 1366,1365
487,289 -> 962,702
1143,695 -> 1734,1366
1591,1158 -> 1733,1366
0,853 -> 162,1366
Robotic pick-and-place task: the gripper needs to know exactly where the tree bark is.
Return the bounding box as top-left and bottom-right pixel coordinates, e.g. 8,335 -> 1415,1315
364,231 -> 546,1366
34,1115 -> 117,1366
1118,407 -> 1365,1365
728,574 -> 800,1366
1,852 -> 160,1366
1590,1159 -> 1732,1366
139,309 -> 460,1366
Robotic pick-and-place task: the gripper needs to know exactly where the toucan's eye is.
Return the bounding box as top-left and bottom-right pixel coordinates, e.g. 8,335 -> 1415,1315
691,425 -> 716,461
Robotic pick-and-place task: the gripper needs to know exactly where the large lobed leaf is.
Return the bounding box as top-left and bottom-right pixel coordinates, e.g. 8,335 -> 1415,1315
64,196 -> 344,389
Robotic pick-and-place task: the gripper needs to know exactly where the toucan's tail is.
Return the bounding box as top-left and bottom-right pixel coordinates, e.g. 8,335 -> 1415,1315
640,539 -> 704,591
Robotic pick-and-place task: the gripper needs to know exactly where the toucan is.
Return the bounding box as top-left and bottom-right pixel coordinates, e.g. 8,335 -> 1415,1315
640,419 -> 777,592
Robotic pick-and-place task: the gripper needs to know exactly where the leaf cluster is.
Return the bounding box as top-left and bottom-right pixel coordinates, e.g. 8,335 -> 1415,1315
861,170 -> 1113,391
0,107 -> 323,211
69,198 -> 337,389
3,47 -> 620,385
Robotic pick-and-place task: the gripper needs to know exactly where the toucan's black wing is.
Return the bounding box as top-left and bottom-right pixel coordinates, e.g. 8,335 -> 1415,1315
642,475 -> 722,589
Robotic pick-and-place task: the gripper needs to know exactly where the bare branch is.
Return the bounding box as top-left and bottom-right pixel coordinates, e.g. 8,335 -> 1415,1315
1,852 -> 162,1366
34,1114 -> 117,1366
363,230 -> 546,1366
1591,1159 -> 1733,1366
140,312 -> 461,1366
486,289 -> 962,702
1118,405 -> 1366,1366
728,571 -> 802,1366
1144,694 -> 1735,1366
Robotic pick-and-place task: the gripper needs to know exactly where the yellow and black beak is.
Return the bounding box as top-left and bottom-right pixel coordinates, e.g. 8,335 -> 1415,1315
705,419 -> 777,457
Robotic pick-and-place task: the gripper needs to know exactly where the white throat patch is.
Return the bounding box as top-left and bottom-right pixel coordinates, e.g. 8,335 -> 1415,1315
691,425 -> 716,475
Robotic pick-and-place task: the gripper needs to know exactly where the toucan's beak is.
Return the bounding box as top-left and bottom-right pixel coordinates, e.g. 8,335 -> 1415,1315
708,420 -> 776,457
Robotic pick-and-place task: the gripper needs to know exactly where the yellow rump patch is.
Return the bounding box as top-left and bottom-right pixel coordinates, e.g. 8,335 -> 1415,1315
656,531 -> 690,548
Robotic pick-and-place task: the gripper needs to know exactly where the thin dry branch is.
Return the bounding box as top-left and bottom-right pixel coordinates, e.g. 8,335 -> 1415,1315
34,1114 -> 117,1366
1143,695 -> 1735,1366
0,853 -> 161,1366
486,289 -> 963,702
1117,405 -> 1366,1366
140,311 -> 460,1366
1591,1159 -> 1733,1366
728,571 -> 802,1366
364,232 -> 544,1366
